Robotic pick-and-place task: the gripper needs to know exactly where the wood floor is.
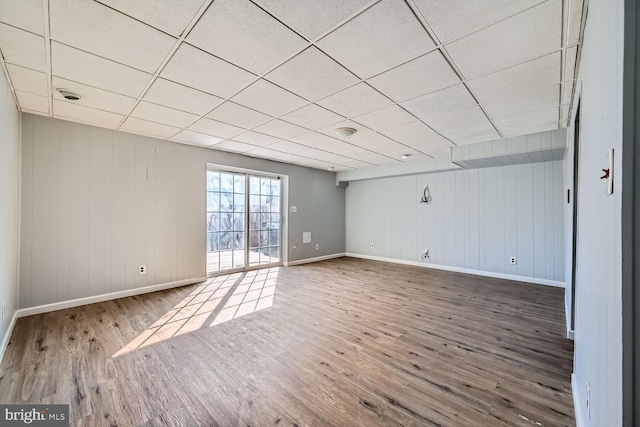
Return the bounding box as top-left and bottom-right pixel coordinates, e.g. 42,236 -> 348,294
0,257 -> 574,426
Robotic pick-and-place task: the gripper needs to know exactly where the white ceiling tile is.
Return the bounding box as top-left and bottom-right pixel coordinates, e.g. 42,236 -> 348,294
387,148 -> 428,159
348,130 -> 399,149
401,84 -> 477,120
52,76 -> 137,114
255,0 -> 373,40
502,121 -> 560,138
467,52 -> 561,103
268,140 -> 316,155
413,0 -> 540,43
231,79 -> 307,117
131,101 -> 199,128
121,116 -> 181,138
483,84 -> 560,120
381,121 -> 450,146
7,64 -> 48,96
445,1 -> 562,79
187,0 -> 307,75
143,78 -> 223,116
291,131 -> 349,152
206,102 -> 272,129
0,23 -> 46,71
52,42 -> 153,96
367,50 -> 460,102
53,100 -> 123,128
172,129 -> 223,146
96,0 -> 206,37
309,149 -> 351,164
50,0 -> 176,73
494,107 -> 560,136
419,142 -> 454,158
189,118 -> 245,139
265,46 -> 359,101
280,103 -> 343,129
246,147 -> 286,159
339,158 -> 375,168
15,91 -> 49,114
317,0 -> 435,78
353,105 -> 416,130
215,140 -> 260,153
0,0 -> 44,34
161,44 -> 256,98
567,0 -> 584,46
252,119 -> 308,139
370,140 -> 412,154
333,144 -> 375,158
359,154 -> 400,165
232,131 -> 280,147
440,121 -> 498,142
564,46 -> 578,82
317,83 -> 393,118
426,106 -> 489,132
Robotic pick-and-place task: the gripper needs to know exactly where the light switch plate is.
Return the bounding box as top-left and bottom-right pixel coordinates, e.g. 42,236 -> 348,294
605,149 -> 614,196
290,206 -> 297,213
303,232 -> 311,244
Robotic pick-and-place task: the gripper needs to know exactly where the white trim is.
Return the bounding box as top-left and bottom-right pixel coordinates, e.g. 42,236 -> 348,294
284,253 -> 345,266
0,311 -> 18,364
572,374 -> 584,427
15,277 -> 206,318
344,253 -> 566,288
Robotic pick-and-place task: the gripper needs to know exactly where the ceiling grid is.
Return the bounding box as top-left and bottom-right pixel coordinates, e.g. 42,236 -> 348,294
0,0 -> 584,171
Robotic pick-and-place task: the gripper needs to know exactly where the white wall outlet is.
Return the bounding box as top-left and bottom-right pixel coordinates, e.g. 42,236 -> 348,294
370,243 -> 374,249
315,243 -> 319,250
138,265 -> 146,275
290,206 -> 297,213
510,257 -> 517,265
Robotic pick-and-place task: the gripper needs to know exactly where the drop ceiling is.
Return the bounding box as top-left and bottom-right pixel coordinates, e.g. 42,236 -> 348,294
0,0 -> 584,172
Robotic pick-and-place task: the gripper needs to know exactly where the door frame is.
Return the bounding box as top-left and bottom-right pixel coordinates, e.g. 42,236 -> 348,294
205,163 -> 288,277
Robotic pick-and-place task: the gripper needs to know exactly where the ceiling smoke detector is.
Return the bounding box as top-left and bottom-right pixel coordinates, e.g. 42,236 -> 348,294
334,127 -> 357,138
57,88 -> 81,101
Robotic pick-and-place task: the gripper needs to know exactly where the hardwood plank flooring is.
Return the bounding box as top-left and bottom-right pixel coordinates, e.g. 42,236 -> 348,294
0,257 -> 574,426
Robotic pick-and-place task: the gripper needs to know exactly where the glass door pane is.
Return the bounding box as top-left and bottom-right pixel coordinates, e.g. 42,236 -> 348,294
207,171 -> 247,274
248,175 -> 281,266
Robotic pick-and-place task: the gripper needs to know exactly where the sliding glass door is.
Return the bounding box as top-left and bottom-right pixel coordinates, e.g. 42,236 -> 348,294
207,169 -> 282,275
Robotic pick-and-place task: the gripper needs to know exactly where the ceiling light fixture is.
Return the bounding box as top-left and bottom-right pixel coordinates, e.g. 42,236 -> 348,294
57,88 -> 81,101
327,166 -> 335,171
401,154 -> 411,159
334,127 -> 357,138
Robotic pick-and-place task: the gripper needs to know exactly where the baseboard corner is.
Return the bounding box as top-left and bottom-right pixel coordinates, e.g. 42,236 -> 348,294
0,311 -> 18,365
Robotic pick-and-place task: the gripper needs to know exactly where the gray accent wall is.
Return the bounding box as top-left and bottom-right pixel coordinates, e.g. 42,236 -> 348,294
19,114 -> 345,309
346,161 -> 564,282
0,69 -> 19,342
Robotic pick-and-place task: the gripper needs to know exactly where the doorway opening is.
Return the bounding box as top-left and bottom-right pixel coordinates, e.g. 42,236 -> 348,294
206,167 -> 283,276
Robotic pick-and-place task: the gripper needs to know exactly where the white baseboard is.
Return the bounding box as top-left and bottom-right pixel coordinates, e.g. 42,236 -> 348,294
0,311 -> 18,365
572,374 -> 584,427
344,253 -> 566,288
16,277 -> 207,318
284,253 -> 345,266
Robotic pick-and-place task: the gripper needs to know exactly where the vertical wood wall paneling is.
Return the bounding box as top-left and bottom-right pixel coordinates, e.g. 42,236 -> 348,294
111,132 -> 127,293
552,161 -> 565,281
31,118 -> 58,306
57,121 -> 70,302
344,161 -> 565,282
88,127 -> 113,297
19,116 -> 33,308
124,134 -> 136,289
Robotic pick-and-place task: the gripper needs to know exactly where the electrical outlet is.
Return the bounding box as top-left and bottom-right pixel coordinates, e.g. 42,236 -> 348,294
315,243 -> 319,250
370,243 -> 374,249
138,265 -> 146,275
510,257 -> 517,265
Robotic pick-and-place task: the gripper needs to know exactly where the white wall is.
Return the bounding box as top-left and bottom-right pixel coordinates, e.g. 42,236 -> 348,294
20,114 -> 345,309
0,70 -> 20,344
568,0 -> 625,425
346,160 -> 564,283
